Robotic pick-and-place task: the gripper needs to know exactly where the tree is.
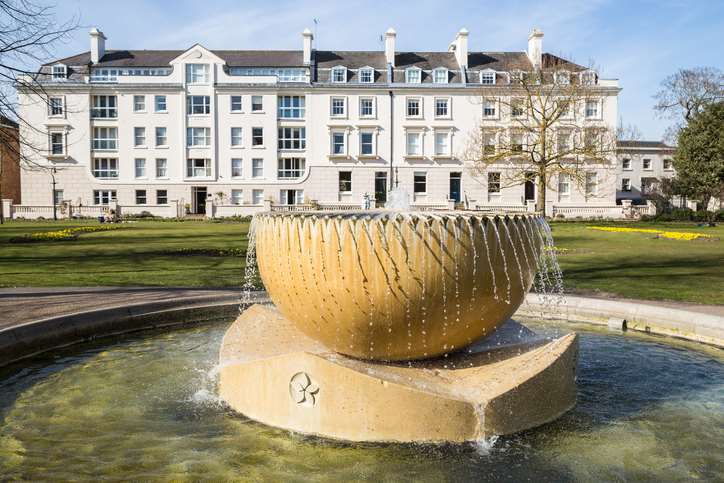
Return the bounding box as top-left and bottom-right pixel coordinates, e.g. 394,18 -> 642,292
0,0 -> 78,223
673,101 -> 724,215
461,68 -> 618,215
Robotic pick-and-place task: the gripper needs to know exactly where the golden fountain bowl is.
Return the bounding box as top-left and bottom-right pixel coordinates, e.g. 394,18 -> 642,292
254,211 -> 545,361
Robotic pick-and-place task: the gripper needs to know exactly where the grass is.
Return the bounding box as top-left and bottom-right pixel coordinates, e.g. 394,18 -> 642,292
0,218 -> 722,305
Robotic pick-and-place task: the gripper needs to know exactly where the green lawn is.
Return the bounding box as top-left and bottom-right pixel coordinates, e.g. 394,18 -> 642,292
0,218 -> 722,305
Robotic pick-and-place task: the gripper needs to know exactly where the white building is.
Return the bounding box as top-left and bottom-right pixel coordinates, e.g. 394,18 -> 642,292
616,140 -> 677,204
16,27 -> 622,218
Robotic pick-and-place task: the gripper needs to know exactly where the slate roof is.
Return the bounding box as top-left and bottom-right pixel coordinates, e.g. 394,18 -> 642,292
618,140 -> 676,149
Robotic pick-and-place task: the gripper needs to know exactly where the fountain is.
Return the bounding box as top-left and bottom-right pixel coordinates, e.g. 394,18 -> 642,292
219,210 -> 578,443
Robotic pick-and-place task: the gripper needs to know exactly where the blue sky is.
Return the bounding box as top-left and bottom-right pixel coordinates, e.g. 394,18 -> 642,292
54,0 -> 723,139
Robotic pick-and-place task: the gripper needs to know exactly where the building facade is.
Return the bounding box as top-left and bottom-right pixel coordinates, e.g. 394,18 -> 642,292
0,116 -> 21,205
616,140 -> 676,204
18,27 -> 621,216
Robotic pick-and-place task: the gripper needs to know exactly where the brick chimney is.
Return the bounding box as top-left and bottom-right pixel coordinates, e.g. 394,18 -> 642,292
302,28 -> 313,65
90,27 -> 106,64
449,28 -> 469,69
384,28 -> 396,67
527,28 -> 543,70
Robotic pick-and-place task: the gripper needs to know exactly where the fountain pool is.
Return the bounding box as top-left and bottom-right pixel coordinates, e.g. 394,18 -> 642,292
1,315 -> 721,481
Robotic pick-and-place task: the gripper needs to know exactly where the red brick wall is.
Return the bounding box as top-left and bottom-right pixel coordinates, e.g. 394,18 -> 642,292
0,124 -> 21,204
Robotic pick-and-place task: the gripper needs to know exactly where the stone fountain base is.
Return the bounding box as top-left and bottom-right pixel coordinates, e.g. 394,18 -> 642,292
219,304 -> 578,443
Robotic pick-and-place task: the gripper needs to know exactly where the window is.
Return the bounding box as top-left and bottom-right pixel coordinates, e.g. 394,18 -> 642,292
231,96 -> 242,112
434,131 -> 451,156
585,172 -> 598,196
155,127 -> 167,147
359,97 -> 375,117
252,189 -> 264,205
511,98 -> 525,117
483,132 -> 496,155
585,100 -> 599,118
54,189 -> 64,205
557,132 -> 570,153
406,132 -> 422,156
51,64 -> 67,80
156,158 -> 167,178
555,71 -> 570,85
92,158 -> 118,179
49,97 -> 64,116
277,96 -> 305,118
581,71 -> 596,85
558,173 -> 571,198
133,95 -> 145,112
231,189 -> 243,205
231,158 -> 243,177
339,171 -> 352,193
278,127 -> 306,150
406,97 -> 421,117
92,127 -> 117,150
622,158 -> 632,170
187,96 -> 210,115
359,67 -> 374,83
483,99 -> 496,117
331,131 -> 346,155
186,64 -> 209,84
641,177 -> 656,195
643,158 -> 652,170
405,68 -> 421,84
231,127 -> 243,147
187,127 -> 210,147
557,99 -> 572,118
251,96 -> 263,112
134,127 -> 146,147
331,66 -> 347,83
435,98 -> 449,118
93,190 -> 117,205
331,97 -> 346,117
154,95 -> 167,112
433,68 -> 448,84
413,172 -> 427,194
49,132 -> 64,155
278,157 -> 305,179
252,158 -> 264,178
280,189 -> 304,205
91,95 -> 117,118
134,158 -> 146,178
136,190 -> 147,205
511,132 -> 524,153
186,158 -> 211,178
664,159 -> 673,171
156,190 -> 168,204
488,172 -> 501,194
252,127 -> 264,147
621,178 -> 631,192
229,67 -> 307,82
480,71 -> 495,85
360,131 -> 375,156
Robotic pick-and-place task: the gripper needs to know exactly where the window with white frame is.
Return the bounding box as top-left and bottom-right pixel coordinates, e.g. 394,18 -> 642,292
156,190 -> 168,204
93,190 -> 117,205
433,68 -> 448,84
555,71 -> 570,85
92,127 -> 117,150
360,131 -> 375,156
331,66 -> 347,83
186,158 -> 211,178
406,97 -> 421,117
49,131 -> 65,155
186,64 -> 209,84
585,171 -> 598,197
622,158 -> 632,170
406,132 -> 422,156
621,178 -> 631,192
252,158 -> 264,178
51,64 -> 67,80
339,171 -> 352,193
251,95 -> 263,112
331,131 -> 346,155
488,172 -> 501,195
511,132 -> 524,153
155,127 -> 167,147
558,173 -> 571,199
231,158 -> 243,177
585,100 -> 599,118
156,158 -> 167,178
330,97 -> 346,117
664,158 -> 673,171
435,97 -> 450,118
231,189 -> 243,205
155,95 -> 167,112
277,157 -> 305,179
91,95 -> 117,118
49,97 -> 64,117
133,95 -> 146,112
187,127 -> 210,147
643,158 -> 652,170
229,67 -> 307,82
359,67 -> 374,83
252,189 -> 264,205
277,96 -> 305,118
92,158 -> 118,179
231,127 -> 243,147
405,67 -> 421,84
480,71 -> 495,85
434,131 -> 451,157
186,95 -> 210,115
134,127 -> 146,147
231,96 -> 242,112
252,127 -> 264,147
134,158 -> 146,178
511,98 -> 525,117
581,71 -> 597,85
413,171 -> 427,193
278,127 -> 306,150
483,99 -> 497,117
557,99 -> 572,118
359,97 -> 375,117
483,131 -> 496,155
54,189 -> 64,205
135,189 -> 147,205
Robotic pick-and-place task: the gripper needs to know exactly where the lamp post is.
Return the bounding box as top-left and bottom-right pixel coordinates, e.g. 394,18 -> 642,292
51,167 -> 57,221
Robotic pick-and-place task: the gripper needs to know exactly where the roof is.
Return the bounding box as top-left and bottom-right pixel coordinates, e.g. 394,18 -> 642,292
618,140 -> 676,149
48,49 -> 305,67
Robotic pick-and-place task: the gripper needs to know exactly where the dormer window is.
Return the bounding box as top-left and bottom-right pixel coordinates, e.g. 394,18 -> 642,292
186,64 -> 209,84
359,67 -> 374,83
580,70 -> 597,85
331,66 -> 347,83
480,70 -> 495,85
405,67 -> 421,84
51,64 -> 67,80
433,68 -> 448,84
555,71 -> 570,85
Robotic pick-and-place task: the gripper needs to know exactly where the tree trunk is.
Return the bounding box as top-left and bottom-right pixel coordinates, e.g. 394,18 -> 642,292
536,171 -> 547,216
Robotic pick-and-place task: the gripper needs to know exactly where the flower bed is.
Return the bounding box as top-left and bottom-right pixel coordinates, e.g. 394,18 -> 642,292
587,226 -> 713,241
9,225 -> 121,243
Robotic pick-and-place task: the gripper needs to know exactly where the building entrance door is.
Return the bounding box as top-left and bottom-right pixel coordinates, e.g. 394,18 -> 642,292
375,172 -> 388,207
449,172 -> 462,203
192,186 -> 207,214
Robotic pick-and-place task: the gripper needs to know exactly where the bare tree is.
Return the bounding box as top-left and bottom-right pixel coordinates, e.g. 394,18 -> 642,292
0,0 -> 78,223
461,68 -> 618,214
617,121 -> 642,141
